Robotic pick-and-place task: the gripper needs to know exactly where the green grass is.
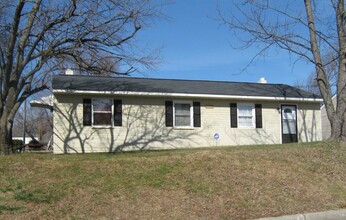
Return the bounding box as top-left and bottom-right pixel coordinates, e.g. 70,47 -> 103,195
0,141 -> 346,219
13,189 -> 61,203
0,205 -> 23,214
0,178 -> 23,193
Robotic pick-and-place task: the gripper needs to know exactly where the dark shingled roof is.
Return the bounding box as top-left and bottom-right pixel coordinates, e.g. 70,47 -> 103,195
52,74 -> 321,100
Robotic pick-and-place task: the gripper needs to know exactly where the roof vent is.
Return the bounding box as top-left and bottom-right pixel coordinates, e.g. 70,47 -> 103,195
257,77 -> 267,84
65,69 -> 73,75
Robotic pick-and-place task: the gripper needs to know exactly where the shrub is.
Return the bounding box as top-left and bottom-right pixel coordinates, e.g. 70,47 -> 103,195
12,139 -> 23,149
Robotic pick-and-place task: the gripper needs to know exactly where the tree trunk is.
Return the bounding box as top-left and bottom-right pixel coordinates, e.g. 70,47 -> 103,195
305,0 -> 346,142
333,96 -> 346,141
0,120 -> 12,155
334,0 -> 346,141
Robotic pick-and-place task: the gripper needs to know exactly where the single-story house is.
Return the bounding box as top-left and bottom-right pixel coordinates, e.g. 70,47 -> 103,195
52,74 -> 323,154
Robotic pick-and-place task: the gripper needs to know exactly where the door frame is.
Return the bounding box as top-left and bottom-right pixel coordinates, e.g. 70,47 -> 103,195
280,104 -> 298,144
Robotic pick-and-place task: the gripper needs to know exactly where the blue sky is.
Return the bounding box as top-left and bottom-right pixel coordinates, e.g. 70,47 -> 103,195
134,0 -> 315,86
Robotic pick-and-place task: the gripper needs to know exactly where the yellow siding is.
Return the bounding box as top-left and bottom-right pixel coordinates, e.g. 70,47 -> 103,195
297,103 -> 321,142
321,106 -> 330,140
321,96 -> 336,140
53,94 -> 321,154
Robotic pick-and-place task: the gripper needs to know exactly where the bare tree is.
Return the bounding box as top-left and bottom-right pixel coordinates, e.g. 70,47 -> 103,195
295,49 -> 339,95
219,0 -> 346,141
0,0 -> 163,155
13,105 -> 52,143
294,71 -> 320,95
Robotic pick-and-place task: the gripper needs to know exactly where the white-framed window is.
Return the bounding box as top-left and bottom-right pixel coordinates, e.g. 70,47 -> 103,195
238,103 -> 255,128
173,101 -> 193,128
92,99 -> 113,126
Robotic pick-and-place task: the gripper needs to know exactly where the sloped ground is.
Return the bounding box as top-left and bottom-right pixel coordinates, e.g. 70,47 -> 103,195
0,142 -> 346,219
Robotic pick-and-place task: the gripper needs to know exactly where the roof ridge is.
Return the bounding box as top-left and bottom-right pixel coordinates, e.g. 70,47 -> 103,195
54,74 -> 286,86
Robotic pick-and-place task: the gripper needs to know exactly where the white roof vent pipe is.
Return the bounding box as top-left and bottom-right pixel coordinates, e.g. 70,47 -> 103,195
257,77 -> 267,84
65,69 -> 74,75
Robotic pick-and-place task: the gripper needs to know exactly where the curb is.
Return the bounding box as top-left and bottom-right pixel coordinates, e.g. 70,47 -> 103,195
255,209 -> 346,220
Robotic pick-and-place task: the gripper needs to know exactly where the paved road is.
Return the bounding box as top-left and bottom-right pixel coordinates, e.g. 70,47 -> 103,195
256,209 -> 346,220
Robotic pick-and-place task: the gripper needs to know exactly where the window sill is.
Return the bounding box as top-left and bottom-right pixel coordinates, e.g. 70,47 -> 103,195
173,127 -> 195,130
237,127 -> 260,129
92,126 -> 114,129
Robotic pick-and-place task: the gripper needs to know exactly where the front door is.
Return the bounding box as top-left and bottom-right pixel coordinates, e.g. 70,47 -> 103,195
281,105 -> 298,143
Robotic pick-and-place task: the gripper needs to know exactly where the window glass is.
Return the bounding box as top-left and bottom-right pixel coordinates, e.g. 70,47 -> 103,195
93,99 -> 112,126
282,120 -> 297,134
238,104 -> 254,128
93,99 -> 112,112
284,108 -> 292,114
283,108 -> 295,120
174,102 -> 192,127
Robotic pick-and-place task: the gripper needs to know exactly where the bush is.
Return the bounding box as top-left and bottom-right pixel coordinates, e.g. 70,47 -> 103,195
12,139 -> 23,149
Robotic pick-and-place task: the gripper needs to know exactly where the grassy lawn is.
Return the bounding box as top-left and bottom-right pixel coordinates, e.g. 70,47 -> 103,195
1,142 -> 346,219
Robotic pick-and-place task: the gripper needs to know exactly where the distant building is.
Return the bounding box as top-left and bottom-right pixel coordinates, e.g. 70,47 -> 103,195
12,129 -> 38,144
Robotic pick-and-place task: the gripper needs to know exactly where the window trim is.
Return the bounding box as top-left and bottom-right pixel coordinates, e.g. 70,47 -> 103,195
237,103 -> 255,129
173,100 -> 194,128
91,98 -> 114,128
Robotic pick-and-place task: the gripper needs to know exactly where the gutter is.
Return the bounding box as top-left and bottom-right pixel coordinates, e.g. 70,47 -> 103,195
53,89 -> 323,103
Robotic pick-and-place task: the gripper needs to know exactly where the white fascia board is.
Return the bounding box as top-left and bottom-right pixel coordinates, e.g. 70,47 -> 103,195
53,89 -> 323,102
320,94 -> 336,110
